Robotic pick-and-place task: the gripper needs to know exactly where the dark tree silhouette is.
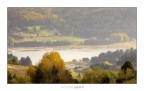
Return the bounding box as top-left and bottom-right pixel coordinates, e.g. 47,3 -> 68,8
34,68 -> 44,83
121,61 -> 135,74
51,66 -> 59,83
19,56 -> 32,66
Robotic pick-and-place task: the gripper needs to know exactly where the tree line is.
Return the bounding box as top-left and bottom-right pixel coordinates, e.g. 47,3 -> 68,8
8,49 -> 136,84
8,53 -> 32,66
90,48 -> 136,71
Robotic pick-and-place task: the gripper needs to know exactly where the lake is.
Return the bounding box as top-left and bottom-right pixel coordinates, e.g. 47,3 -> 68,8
10,48 -> 127,65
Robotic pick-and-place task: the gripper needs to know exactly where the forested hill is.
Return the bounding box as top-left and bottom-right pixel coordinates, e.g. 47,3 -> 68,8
8,8 -> 136,47
8,7 -> 136,38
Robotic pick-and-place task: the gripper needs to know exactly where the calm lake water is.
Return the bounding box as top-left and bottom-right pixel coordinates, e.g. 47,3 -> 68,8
11,48 -> 127,65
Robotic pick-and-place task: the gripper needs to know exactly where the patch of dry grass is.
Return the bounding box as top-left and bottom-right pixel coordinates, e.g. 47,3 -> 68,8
8,64 -> 29,76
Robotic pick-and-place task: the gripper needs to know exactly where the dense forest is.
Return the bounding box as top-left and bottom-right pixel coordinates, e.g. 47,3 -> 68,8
8,7 -> 136,47
8,48 -> 137,84
90,48 -> 136,71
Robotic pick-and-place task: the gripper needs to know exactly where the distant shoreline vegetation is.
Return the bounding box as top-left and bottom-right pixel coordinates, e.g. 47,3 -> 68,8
8,41 -> 136,53
8,33 -> 135,47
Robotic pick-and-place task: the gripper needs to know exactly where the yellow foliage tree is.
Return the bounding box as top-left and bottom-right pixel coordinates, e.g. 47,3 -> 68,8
110,33 -> 128,42
38,51 -> 65,76
27,66 -> 36,82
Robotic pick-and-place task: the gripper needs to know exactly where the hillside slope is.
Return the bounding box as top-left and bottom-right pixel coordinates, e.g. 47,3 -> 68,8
8,7 -> 136,38
8,7 -> 137,47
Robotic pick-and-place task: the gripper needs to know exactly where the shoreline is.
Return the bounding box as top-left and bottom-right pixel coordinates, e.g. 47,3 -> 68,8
8,41 -> 136,52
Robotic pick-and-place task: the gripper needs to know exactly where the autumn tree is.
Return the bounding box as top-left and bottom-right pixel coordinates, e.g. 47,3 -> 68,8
32,51 -> 77,83
110,33 -> 129,42
27,66 -> 36,82
26,51 -> 77,83
38,51 -> 65,76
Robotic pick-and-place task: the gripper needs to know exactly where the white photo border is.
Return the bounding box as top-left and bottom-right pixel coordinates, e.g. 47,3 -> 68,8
0,0 -> 144,91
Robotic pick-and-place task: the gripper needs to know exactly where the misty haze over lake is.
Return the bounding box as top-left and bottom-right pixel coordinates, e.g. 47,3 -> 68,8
10,48 -> 128,65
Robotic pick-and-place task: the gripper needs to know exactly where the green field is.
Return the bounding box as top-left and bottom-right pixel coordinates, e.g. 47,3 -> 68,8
14,32 -> 86,45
